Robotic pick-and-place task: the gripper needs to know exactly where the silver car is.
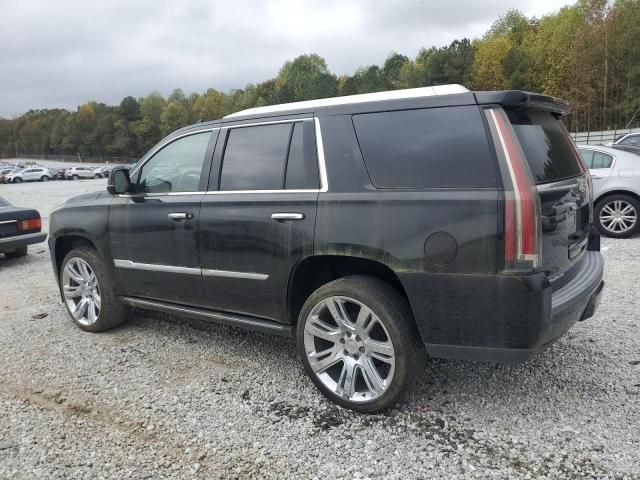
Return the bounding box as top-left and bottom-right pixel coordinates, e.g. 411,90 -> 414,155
64,166 -> 96,180
578,145 -> 640,238
6,167 -> 52,183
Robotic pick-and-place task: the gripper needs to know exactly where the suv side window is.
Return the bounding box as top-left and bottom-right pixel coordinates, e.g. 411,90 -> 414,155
219,122 -> 319,191
138,132 -> 211,194
352,106 -> 496,189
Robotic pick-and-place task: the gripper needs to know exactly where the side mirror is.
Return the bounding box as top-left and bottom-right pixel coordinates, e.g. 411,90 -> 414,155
107,166 -> 132,195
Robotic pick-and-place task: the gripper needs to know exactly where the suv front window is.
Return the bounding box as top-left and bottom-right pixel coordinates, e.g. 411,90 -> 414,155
138,132 -> 211,194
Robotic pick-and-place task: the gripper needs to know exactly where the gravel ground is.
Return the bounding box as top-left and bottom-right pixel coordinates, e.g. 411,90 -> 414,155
1,178 -> 639,480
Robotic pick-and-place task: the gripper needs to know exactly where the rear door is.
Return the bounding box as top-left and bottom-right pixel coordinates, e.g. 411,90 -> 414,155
198,117 -> 320,322
506,109 -> 590,278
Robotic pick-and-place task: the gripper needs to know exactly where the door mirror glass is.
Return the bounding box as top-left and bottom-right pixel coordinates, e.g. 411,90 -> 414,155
107,166 -> 132,195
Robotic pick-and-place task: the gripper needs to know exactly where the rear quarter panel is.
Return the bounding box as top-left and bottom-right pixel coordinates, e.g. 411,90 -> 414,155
314,114 -> 503,346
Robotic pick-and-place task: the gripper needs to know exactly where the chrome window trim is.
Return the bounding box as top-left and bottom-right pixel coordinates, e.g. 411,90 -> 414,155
113,259 -> 268,280
121,117 -> 329,197
118,192 -> 206,198
0,219 -> 18,225
208,116 -> 328,195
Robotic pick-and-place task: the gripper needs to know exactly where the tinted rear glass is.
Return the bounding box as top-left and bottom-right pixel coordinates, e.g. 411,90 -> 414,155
285,122 -> 320,190
507,110 -> 582,184
220,124 -> 290,190
352,106 -> 496,189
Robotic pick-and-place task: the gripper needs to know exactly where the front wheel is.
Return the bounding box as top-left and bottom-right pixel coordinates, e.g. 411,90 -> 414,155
297,276 -> 422,413
41,176 -> 49,182
60,246 -> 129,332
13,177 -> 22,183
595,194 -> 640,238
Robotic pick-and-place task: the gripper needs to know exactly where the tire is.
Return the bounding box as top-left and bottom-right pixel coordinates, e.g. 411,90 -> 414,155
595,194 -> 640,238
72,174 -> 79,180
13,177 -> 22,183
41,176 -> 49,182
4,246 -> 28,258
94,174 -> 101,178
296,275 -> 423,413
60,246 -> 129,332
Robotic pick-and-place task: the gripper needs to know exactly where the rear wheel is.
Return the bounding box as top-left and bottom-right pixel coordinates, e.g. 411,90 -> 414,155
595,194 -> 639,238
60,246 -> 129,332
297,276 -> 422,412
4,246 -> 28,258
72,174 -> 79,180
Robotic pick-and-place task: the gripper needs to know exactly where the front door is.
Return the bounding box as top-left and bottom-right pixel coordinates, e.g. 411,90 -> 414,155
108,129 -> 218,305
199,118 -> 321,322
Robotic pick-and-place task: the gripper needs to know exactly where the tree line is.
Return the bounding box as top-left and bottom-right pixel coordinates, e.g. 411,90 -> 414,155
0,0 -> 638,160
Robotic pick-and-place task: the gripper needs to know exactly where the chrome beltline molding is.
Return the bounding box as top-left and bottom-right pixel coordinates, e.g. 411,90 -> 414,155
113,259 -> 268,280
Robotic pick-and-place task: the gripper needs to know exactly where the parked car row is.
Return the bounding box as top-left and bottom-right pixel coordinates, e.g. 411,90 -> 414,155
0,163 -> 116,183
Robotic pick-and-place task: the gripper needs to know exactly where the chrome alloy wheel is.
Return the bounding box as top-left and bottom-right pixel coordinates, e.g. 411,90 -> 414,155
303,296 -> 396,403
600,200 -> 638,234
62,257 -> 101,326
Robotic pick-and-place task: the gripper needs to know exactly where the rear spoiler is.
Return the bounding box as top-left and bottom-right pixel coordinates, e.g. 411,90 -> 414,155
475,90 -> 570,116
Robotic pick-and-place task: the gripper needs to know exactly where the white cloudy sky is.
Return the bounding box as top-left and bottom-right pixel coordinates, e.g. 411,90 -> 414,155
0,0 -> 573,117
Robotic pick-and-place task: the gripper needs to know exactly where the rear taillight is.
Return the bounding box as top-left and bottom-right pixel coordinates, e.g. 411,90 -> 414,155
17,218 -> 42,233
486,108 -> 541,272
559,122 -> 594,222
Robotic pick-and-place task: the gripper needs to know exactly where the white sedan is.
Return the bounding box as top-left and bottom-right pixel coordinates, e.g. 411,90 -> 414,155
578,144 -> 640,238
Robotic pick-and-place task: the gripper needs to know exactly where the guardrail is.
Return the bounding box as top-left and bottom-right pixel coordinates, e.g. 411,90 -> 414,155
570,128 -> 640,146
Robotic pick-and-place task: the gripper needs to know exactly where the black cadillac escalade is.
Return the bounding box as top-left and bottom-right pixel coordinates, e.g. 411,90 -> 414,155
48,85 -> 604,412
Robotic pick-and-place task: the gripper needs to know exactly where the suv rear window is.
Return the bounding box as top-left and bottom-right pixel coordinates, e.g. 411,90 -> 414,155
507,110 -> 582,184
352,106 -> 496,189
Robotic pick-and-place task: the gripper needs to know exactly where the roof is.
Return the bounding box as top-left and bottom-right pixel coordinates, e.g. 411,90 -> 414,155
224,84 -> 470,119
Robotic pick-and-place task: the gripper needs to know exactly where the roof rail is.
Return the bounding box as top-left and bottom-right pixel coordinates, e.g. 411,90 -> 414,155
224,84 -> 470,119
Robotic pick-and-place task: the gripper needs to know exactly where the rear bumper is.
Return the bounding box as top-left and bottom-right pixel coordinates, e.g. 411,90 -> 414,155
400,250 -> 604,363
0,232 -> 47,252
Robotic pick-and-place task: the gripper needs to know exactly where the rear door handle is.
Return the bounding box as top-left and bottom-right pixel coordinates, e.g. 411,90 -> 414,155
168,212 -> 193,220
271,213 -> 304,221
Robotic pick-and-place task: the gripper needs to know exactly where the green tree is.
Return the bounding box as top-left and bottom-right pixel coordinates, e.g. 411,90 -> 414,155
277,54 -> 338,101
160,100 -> 190,135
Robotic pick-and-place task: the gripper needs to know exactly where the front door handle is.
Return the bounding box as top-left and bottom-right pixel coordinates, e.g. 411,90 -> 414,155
168,212 -> 193,220
271,213 -> 305,221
